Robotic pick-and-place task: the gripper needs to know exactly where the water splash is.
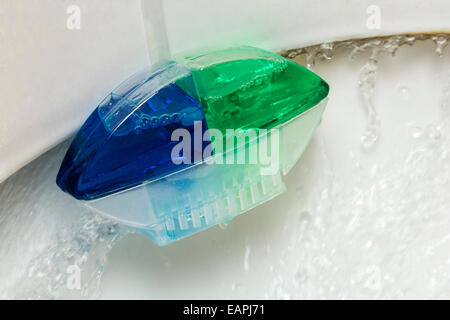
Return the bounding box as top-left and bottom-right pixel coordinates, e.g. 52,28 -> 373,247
281,34 -> 450,150
262,35 -> 450,299
0,142 -> 131,299
262,119 -> 450,298
14,215 -> 128,299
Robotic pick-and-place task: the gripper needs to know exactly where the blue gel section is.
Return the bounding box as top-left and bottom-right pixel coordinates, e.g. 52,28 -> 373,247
56,83 -> 208,200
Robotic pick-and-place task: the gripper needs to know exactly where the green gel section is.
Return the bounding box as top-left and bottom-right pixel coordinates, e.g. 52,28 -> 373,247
178,46 -> 329,133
